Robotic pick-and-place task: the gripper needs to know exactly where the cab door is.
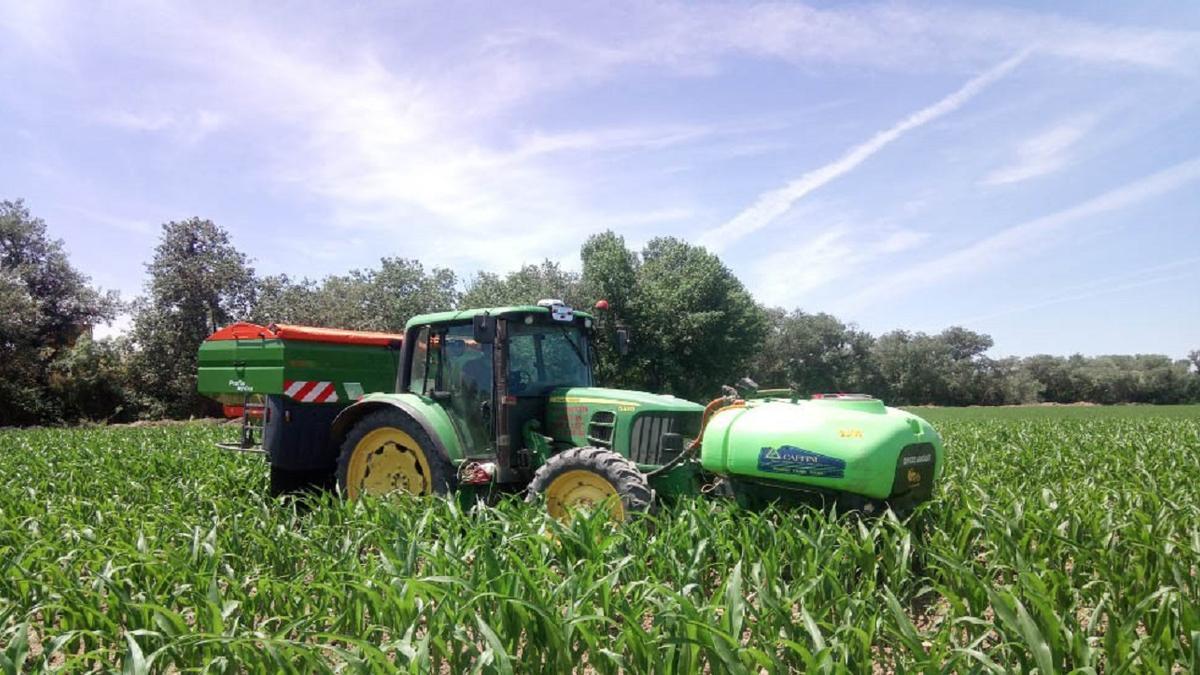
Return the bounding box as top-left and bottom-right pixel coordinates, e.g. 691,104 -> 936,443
407,323 -> 496,456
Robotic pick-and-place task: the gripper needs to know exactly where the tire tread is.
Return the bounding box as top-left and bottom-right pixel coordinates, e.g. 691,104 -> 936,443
526,446 -> 654,518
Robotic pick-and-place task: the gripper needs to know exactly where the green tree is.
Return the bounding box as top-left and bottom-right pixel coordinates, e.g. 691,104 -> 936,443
0,269 -> 45,422
872,330 -> 949,405
129,218 -> 255,418
872,326 -> 1027,405
974,356 -> 1041,405
461,260 -> 580,309
250,274 -> 324,326
251,259 -> 458,332
1023,355 -> 1080,403
0,200 -> 120,424
1187,350 -> 1200,401
48,335 -> 136,422
936,327 -> 996,405
345,257 -> 459,332
630,237 -> 767,400
580,232 -> 641,388
752,309 -> 878,395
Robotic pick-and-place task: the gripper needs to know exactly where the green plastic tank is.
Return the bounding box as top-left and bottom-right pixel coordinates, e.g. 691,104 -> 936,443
699,394 -> 943,502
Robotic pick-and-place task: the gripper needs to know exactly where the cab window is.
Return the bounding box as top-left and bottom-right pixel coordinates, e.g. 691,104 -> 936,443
443,324 -> 493,453
507,322 -> 591,396
408,326 -> 437,395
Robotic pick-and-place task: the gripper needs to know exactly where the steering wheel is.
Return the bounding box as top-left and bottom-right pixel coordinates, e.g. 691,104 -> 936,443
509,370 -> 532,394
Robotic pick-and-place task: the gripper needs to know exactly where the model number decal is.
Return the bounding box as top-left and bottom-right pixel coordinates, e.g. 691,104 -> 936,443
758,445 -> 846,478
902,454 -> 933,466
838,429 -> 863,439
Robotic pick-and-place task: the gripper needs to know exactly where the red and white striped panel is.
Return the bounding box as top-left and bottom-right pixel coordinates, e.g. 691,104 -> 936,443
283,380 -> 340,403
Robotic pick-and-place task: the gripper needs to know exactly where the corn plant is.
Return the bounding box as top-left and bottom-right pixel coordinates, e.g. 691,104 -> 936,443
0,407 -> 1197,672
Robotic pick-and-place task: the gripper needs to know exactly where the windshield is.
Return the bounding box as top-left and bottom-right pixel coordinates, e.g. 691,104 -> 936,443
507,321 -> 591,395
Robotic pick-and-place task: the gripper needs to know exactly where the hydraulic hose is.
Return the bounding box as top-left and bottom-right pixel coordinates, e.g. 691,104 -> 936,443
645,394 -> 744,477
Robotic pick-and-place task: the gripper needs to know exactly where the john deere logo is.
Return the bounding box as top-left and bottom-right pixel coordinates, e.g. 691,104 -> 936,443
907,468 -> 922,486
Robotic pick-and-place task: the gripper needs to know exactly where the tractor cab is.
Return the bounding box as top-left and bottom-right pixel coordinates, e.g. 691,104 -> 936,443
329,300 -> 707,516
396,300 -> 597,482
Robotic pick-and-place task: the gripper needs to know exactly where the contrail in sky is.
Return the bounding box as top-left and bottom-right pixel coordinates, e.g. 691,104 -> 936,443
951,256 -> 1200,325
699,50 -> 1031,252
842,156 -> 1200,311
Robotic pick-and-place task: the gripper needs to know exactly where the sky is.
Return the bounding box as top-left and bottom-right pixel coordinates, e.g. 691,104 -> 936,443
1,1 -> 1198,359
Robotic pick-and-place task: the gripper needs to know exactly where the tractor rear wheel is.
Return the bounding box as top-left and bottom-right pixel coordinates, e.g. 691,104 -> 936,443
527,447 -> 653,523
336,409 -> 455,499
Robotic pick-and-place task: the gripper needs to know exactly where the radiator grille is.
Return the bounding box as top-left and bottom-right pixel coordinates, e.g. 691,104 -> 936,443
628,412 -> 699,465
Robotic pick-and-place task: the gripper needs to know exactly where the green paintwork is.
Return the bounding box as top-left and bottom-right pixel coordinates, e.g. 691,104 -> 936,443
699,396 -> 944,499
646,462 -> 703,497
543,386 -> 703,447
406,305 -> 593,330
521,419 -> 554,468
196,337 -> 401,405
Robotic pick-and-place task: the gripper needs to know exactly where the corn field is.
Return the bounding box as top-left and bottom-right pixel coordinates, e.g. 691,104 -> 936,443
1,408 -> 1198,672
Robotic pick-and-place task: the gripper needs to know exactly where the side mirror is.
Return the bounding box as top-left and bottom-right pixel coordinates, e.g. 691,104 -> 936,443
615,327 -> 630,356
473,315 -> 496,343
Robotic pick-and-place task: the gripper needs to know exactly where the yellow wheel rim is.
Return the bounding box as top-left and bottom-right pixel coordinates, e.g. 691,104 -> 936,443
544,470 -> 625,522
346,427 -> 432,499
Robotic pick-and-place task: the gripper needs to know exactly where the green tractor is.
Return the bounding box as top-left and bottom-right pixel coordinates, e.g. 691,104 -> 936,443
198,301 -> 944,519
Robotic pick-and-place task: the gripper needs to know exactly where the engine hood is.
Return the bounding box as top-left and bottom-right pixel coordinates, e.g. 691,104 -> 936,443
543,387 -> 704,454
547,387 -> 705,412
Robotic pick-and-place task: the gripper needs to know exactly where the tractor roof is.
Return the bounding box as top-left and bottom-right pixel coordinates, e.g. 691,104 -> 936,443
406,305 -> 594,330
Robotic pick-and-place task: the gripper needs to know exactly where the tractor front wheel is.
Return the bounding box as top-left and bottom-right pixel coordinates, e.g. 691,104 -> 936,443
527,447 -> 653,523
336,409 -> 455,499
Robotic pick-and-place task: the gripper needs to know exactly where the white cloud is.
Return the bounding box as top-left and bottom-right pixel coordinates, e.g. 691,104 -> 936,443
843,156 -> 1200,310
699,50 -> 1029,252
5,0 -> 1197,280
983,116 -> 1097,185
65,206 -> 155,236
97,109 -> 226,144
877,228 -> 930,254
0,2 -> 70,62
509,124 -> 715,159
751,224 -> 929,308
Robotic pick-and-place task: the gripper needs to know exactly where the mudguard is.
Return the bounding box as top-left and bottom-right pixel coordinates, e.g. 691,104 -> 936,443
329,392 -> 467,463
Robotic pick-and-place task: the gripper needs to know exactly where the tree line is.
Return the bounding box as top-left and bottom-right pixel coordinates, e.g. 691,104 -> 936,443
3,199 -> 1198,425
